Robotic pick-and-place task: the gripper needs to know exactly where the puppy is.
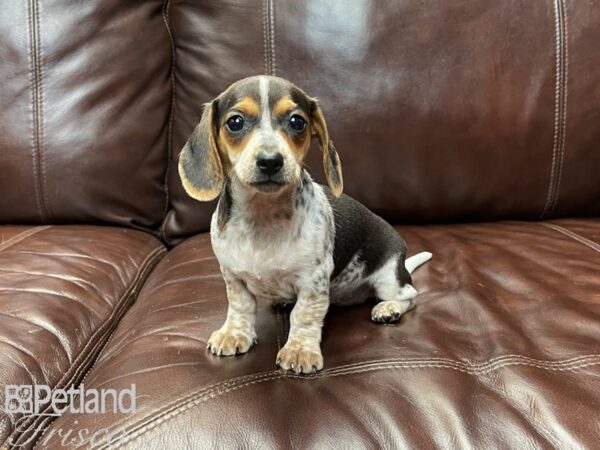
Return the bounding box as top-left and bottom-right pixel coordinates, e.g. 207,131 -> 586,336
179,75 -> 431,374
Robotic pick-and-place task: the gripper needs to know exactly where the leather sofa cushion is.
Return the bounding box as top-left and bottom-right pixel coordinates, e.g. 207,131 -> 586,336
163,0 -> 600,243
0,0 -> 171,229
0,226 -> 165,448
37,219 -> 600,448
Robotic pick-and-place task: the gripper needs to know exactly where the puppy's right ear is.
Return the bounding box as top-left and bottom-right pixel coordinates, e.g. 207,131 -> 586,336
178,100 -> 224,202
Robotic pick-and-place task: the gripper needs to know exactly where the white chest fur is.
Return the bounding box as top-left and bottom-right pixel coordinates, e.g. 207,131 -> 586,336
211,180 -> 335,302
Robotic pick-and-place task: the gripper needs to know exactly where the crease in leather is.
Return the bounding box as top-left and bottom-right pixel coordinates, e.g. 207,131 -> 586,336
160,255 -> 216,273
159,0 -> 176,242
92,354 -> 600,450
6,250 -> 129,286
0,268 -> 109,304
0,226 -> 51,252
0,312 -> 70,375
5,246 -> 166,449
488,366 -> 568,448
542,223 -> 600,253
541,0 -> 568,219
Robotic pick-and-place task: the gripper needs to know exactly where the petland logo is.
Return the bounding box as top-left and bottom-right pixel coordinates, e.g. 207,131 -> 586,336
3,384 -> 135,448
4,384 -> 136,416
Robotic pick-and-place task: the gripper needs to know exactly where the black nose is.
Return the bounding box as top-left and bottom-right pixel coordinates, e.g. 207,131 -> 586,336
256,152 -> 284,176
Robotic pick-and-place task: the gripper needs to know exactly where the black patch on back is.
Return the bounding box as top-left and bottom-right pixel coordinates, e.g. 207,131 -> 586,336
323,188 -> 411,286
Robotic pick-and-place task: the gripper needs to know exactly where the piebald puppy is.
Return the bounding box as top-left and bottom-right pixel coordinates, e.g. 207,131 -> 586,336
179,75 -> 431,374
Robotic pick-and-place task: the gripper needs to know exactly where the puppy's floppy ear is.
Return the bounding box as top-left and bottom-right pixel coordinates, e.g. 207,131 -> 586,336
310,101 -> 343,197
178,100 -> 224,202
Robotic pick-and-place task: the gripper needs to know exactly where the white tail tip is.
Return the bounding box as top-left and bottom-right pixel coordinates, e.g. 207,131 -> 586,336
405,251 -> 432,274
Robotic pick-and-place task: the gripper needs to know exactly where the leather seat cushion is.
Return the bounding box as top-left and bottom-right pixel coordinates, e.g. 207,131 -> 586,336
0,226 -> 165,448
37,219 -> 600,449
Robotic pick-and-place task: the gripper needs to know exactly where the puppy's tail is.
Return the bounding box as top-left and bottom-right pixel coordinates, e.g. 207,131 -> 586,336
405,251 -> 432,274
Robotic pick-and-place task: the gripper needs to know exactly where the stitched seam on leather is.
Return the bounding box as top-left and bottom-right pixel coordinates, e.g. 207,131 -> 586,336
10,246 -> 165,448
262,0 -> 276,75
542,223 -> 600,253
262,0 -> 269,75
90,354 -> 600,445
5,246 -> 166,448
79,352 -> 600,432
159,0 -> 176,243
541,0 -> 567,219
549,1 -> 568,218
27,0 -> 45,223
33,0 -> 51,221
0,226 -> 51,253
269,0 -> 276,76
89,355 -> 600,450
107,355 -> 600,450
540,0 -> 562,218
20,246 -> 166,449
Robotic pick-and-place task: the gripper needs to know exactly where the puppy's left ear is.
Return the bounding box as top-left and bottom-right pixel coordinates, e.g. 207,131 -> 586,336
310,101 -> 343,197
178,100 -> 224,202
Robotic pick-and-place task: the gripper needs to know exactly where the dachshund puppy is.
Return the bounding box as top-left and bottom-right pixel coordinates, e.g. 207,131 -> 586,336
179,76 -> 431,374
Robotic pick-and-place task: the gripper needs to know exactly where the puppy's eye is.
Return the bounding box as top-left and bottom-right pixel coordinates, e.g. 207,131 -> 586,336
289,114 -> 306,132
226,115 -> 244,132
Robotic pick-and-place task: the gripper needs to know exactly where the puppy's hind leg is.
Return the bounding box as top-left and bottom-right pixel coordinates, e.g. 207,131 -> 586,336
368,256 -> 418,324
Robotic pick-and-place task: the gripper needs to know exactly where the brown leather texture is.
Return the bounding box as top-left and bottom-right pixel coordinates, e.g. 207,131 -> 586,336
0,1 -> 599,448
37,219 -> 600,449
0,226 -> 165,448
0,1 -> 172,229
163,0 -> 600,243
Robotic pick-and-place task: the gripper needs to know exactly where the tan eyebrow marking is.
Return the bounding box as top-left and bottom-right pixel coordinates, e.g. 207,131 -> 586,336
273,96 -> 298,116
232,97 -> 260,117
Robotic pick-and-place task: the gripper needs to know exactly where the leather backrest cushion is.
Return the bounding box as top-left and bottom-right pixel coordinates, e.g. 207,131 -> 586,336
0,0 -> 171,229
1,1 -> 597,239
163,0 -> 600,243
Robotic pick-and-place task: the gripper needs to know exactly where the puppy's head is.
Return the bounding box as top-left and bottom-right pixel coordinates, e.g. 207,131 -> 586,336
178,75 -> 343,201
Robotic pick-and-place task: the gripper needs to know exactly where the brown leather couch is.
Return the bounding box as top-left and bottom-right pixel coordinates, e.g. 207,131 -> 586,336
1,1 -> 599,448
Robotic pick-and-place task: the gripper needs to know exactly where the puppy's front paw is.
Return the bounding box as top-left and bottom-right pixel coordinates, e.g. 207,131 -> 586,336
207,327 -> 257,356
276,340 -> 323,374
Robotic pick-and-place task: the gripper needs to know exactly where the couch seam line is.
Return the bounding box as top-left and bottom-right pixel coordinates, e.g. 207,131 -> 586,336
27,0 -> 45,223
262,0 -> 276,75
269,0 -> 276,76
92,354 -> 600,445
91,355 -> 600,450
5,246 -> 166,448
159,0 -> 175,243
262,0 -> 269,75
541,0 -> 567,219
542,223 -> 600,253
549,0 -> 568,217
540,0 -> 561,218
33,0 -> 51,221
109,357 -> 600,450
0,226 -> 51,253
22,246 -> 166,449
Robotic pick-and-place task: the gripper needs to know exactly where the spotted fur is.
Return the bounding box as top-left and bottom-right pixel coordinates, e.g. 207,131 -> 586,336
180,76 -> 432,374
